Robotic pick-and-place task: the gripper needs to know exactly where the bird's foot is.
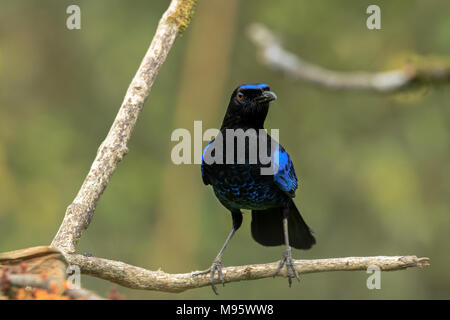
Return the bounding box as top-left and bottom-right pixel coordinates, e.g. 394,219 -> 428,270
191,258 -> 225,295
208,258 -> 225,295
274,247 -> 300,287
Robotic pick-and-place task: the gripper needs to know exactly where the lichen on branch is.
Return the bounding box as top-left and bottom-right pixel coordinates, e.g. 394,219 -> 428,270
167,0 -> 197,34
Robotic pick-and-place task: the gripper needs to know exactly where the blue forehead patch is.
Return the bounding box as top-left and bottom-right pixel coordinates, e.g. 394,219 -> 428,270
239,83 -> 269,90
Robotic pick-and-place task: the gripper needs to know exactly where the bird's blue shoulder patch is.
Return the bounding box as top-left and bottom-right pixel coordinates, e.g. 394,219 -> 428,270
239,83 -> 269,90
273,145 -> 298,196
201,139 -> 214,185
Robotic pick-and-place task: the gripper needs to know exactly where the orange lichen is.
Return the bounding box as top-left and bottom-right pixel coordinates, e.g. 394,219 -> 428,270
0,270 -> 82,300
19,263 -> 28,274
0,267 -> 9,295
34,288 -> 71,300
14,287 -> 74,300
108,287 -> 126,300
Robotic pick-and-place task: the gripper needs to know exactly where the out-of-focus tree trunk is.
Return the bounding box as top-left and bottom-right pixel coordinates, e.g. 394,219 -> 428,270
150,0 -> 240,277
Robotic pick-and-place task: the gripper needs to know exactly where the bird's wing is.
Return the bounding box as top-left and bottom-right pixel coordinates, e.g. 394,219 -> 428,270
273,144 -> 298,197
201,139 -> 214,185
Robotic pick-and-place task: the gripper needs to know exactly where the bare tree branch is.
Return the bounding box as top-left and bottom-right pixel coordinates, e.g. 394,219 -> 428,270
66,254 -> 429,293
248,23 -> 450,92
51,0 -> 197,253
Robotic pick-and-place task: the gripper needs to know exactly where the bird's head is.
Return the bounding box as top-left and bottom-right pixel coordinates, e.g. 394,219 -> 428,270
222,83 -> 277,129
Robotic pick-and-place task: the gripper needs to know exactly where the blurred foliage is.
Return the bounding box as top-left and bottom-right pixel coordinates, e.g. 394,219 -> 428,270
0,0 -> 449,299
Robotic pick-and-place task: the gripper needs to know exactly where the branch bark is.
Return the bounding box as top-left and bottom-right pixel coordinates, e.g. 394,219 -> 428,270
248,23 -> 450,92
66,254 -> 429,293
51,0 -> 197,253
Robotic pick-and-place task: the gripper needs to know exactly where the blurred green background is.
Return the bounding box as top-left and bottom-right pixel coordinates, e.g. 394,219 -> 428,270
1,0 -> 449,299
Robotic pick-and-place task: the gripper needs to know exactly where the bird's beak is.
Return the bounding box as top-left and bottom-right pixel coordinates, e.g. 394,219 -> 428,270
256,91 -> 277,103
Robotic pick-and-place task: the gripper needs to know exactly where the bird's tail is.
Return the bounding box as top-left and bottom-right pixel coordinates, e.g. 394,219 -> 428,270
251,199 -> 316,250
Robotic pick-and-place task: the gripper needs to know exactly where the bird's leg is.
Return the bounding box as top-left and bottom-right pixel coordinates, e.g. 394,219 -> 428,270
274,207 -> 300,287
193,210 -> 242,295
207,227 -> 236,294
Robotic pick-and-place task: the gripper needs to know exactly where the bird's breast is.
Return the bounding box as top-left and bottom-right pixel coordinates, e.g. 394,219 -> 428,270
206,163 -> 288,210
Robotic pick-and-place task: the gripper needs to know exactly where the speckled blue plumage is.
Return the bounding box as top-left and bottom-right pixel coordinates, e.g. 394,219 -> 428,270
201,136 -> 297,211
200,83 -> 315,251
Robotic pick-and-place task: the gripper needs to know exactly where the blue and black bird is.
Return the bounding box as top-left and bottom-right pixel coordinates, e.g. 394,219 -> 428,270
201,83 -> 316,294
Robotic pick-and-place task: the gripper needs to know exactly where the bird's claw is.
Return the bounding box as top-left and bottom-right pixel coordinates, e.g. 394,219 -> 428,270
209,259 -> 225,295
191,259 -> 225,295
274,247 -> 300,287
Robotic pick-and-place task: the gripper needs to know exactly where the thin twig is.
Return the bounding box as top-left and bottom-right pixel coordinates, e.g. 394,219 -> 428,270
248,23 -> 450,92
66,254 -> 429,293
5,274 -> 104,300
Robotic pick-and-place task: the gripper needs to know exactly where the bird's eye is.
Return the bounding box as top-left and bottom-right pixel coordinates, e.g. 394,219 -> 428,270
237,92 -> 244,101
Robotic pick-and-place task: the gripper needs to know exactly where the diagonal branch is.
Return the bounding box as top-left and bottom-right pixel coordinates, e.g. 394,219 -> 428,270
51,0 -> 197,253
66,254 -> 429,293
248,23 -> 450,92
